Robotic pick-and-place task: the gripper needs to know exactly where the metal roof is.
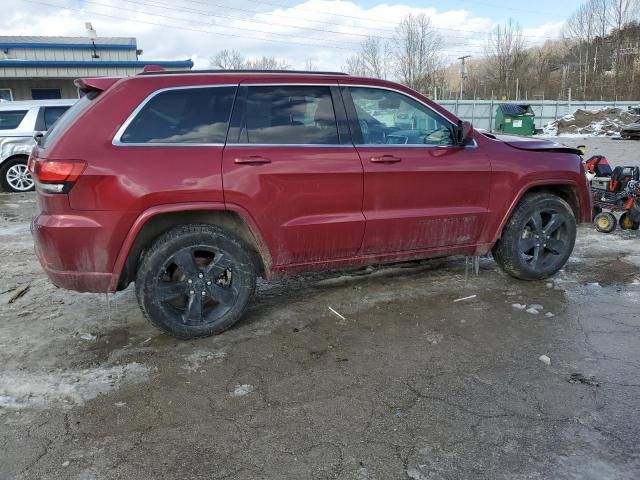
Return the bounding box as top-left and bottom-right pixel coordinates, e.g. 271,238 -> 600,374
0,60 -> 194,69
0,36 -> 136,46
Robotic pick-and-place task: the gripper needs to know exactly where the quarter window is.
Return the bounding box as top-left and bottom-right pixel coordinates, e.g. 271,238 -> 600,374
0,110 -> 28,130
43,106 -> 71,130
238,86 -> 339,145
349,87 -> 453,146
120,86 -> 236,144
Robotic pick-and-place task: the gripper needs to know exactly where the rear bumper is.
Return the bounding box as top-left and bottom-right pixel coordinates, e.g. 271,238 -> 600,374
32,211 -> 121,293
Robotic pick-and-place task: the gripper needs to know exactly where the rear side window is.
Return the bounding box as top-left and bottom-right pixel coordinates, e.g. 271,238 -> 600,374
43,106 -> 71,130
119,86 -> 236,144
0,110 -> 27,130
42,93 -> 96,148
237,86 -> 339,145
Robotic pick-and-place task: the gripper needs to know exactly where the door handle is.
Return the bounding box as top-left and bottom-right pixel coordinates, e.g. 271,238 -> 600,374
370,155 -> 401,163
234,156 -> 271,165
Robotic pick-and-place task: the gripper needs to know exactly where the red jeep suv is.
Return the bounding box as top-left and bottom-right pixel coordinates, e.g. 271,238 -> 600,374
29,70 -> 591,338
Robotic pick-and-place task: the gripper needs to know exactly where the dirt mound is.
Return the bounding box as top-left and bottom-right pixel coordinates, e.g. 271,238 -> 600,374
543,107 -> 640,136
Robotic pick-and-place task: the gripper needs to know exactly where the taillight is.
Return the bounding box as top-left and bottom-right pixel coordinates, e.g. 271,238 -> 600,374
30,159 -> 87,194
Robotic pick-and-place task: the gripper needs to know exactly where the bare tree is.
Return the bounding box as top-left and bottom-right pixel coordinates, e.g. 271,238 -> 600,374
360,37 -> 389,79
485,19 -> 527,99
210,49 -> 245,69
304,59 -> 318,71
565,0 -> 597,98
608,0 -> 639,95
342,54 -> 368,76
243,56 -> 289,70
393,13 -> 443,92
210,50 -> 289,70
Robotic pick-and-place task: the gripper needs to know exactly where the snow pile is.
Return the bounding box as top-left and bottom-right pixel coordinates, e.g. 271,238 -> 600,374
542,108 -> 640,137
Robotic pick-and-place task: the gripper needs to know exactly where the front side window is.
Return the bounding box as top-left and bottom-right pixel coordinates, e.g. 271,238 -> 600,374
43,106 -> 71,130
238,86 -> 339,145
0,110 -> 28,130
120,86 -> 236,144
349,87 -> 453,146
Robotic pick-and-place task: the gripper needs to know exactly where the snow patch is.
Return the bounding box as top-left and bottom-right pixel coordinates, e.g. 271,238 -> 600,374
0,363 -> 150,409
182,350 -> 226,372
231,384 -> 254,397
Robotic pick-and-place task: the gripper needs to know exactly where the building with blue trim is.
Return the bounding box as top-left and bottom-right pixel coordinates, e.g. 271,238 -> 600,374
0,36 -> 193,101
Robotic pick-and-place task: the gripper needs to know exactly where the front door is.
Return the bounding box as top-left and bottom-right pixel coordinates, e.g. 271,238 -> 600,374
222,82 -> 365,266
342,85 -> 491,255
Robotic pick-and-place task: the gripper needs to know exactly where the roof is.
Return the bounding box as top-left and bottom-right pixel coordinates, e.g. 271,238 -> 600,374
499,104 -> 533,116
0,36 -> 137,50
0,60 -> 194,69
0,99 -> 76,109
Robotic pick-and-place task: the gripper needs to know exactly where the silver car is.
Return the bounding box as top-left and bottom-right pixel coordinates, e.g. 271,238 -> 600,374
0,99 -> 75,192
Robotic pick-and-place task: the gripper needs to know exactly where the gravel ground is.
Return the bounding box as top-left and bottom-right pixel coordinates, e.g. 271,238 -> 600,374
1,142 -> 640,479
546,136 -> 640,168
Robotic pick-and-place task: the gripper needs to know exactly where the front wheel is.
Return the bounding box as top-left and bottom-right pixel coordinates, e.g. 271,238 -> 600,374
492,193 -> 576,280
135,224 -> 256,338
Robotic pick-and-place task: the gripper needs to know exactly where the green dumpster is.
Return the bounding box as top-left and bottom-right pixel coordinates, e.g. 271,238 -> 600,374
494,104 -> 535,135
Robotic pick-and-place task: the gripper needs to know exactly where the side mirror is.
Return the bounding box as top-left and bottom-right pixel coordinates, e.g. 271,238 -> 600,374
455,121 -> 474,146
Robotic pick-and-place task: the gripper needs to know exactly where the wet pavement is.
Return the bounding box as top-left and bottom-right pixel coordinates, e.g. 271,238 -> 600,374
1,191 -> 639,479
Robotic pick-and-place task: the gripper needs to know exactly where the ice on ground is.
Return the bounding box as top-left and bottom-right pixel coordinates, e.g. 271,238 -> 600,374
529,304 -> 544,311
0,362 -> 150,409
526,307 -> 540,315
78,332 -> 97,341
539,355 -> 551,366
512,303 -> 527,310
182,350 -> 226,372
231,384 -> 254,397
545,312 -> 555,318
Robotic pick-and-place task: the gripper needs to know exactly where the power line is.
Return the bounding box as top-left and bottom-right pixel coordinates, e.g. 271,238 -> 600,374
23,0 -> 501,55
237,0 -> 563,39
122,0 -> 504,45
23,0 -> 357,50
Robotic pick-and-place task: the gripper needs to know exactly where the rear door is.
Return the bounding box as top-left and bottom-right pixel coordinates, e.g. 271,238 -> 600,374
342,85 -> 491,255
222,82 -> 365,266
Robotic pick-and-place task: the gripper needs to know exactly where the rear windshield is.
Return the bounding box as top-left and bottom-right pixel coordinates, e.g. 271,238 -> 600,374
41,92 -> 97,147
0,110 -> 28,130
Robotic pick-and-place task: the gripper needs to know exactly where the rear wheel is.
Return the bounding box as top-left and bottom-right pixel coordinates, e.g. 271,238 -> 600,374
1,156 -> 34,193
619,212 -> 639,230
593,212 -> 617,233
135,224 -> 256,338
492,193 -> 576,280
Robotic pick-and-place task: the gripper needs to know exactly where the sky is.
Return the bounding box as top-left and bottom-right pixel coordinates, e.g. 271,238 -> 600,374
1,0 -> 581,70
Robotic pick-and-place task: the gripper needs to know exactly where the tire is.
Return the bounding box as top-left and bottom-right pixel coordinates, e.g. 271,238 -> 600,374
619,212 -> 639,230
0,156 -> 35,193
492,193 -> 577,281
593,212 -> 617,233
135,224 -> 256,338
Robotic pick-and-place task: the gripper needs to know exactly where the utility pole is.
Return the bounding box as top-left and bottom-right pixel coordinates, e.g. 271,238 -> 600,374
458,55 -> 471,100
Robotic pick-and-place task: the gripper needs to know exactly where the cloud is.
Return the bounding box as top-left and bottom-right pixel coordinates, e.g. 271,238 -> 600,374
1,0 -> 563,70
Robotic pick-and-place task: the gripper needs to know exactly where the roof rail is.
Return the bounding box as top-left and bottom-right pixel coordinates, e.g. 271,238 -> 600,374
138,69 -> 349,76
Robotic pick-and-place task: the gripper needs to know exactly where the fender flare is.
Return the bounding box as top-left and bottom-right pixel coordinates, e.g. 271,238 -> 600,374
489,178 -> 582,246
108,201 -> 271,291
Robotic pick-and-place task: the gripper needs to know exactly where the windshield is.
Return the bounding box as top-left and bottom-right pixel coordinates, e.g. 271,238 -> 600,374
41,92 -> 98,147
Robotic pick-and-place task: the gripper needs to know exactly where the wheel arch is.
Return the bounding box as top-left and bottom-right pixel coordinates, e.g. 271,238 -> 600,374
0,153 -> 30,166
491,181 -> 582,245
112,203 -> 271,291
